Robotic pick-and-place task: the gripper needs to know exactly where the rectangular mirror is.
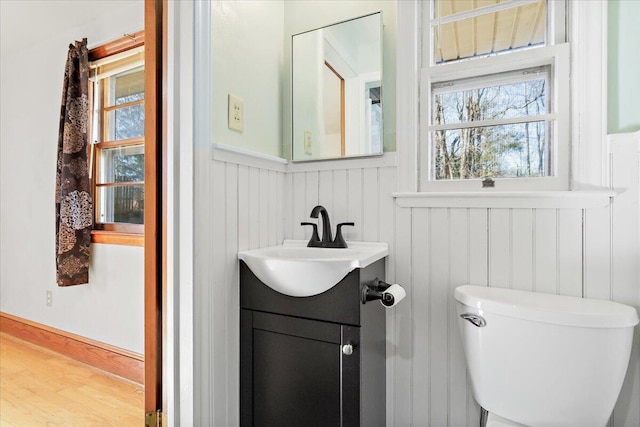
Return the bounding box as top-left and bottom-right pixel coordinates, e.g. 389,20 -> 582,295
292,12 -> 383,161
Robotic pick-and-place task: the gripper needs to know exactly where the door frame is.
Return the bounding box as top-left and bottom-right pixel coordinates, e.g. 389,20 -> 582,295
144,0 -> 166,422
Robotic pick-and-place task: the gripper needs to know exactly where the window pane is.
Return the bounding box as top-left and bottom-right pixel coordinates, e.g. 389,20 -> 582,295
99,144 -> 144,184
433,0 -> 546,63
113,68 -> 144,105
97,185 -> 144,224
106,103 -> 145,140
433,72 -> 548,125
432,121 -> 548,179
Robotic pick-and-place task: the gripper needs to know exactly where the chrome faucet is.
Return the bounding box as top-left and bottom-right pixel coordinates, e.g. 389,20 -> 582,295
301,205 -> 354,248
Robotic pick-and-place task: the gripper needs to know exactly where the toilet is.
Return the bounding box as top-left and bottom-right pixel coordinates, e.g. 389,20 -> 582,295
454,285 -> 639,427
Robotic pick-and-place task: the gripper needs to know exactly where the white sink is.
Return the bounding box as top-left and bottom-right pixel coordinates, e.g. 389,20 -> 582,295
238,240 -> 388,297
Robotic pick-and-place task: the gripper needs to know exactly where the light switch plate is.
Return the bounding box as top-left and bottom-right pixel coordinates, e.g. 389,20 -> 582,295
228,94 -> 244,132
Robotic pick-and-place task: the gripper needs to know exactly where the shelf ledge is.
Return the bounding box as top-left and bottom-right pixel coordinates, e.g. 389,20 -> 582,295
393,191 -> 615,209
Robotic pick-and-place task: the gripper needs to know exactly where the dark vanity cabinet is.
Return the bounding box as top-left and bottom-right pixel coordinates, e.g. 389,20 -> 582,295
240,259 -> 386,427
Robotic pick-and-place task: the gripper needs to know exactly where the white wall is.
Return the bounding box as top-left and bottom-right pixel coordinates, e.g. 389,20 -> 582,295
608,0 -> 640,134
0,1 -> 144,354
211,0 -> 284,158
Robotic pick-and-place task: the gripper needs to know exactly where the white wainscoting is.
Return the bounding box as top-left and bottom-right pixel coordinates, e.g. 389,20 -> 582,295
203,157 -> 286,426
609,132 -> 640,427
392,205 -> 615,426
281,135 -> 638,427
202,134 -> 638,426
285,160 -> 399,426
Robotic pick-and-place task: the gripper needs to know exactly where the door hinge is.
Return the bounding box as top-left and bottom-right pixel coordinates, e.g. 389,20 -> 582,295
145,410 -> 166,427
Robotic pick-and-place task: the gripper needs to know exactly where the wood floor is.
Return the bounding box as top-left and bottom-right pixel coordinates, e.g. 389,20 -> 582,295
0,332 -> 144,426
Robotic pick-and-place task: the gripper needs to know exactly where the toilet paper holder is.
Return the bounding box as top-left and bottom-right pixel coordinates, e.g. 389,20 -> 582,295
361,278 -> 406,307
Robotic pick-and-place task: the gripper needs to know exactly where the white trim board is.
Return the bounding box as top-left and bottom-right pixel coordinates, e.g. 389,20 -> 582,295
211,143 -> 397,173
211,143 -> 287,173
393,190 -> 614,209
396,0 -> 420,192
286,152 -> 396,172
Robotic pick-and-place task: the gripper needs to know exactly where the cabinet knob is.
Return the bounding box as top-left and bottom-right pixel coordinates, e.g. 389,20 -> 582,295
342,344 -> 354,356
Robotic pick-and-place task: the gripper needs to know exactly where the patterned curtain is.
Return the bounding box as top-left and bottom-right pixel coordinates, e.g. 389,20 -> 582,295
55,39 -> 92,286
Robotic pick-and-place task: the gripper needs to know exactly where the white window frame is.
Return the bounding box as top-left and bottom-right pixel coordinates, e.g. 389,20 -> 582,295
421,0 -> 568,191
422,44 -> 569,191
396,0 -> 608,194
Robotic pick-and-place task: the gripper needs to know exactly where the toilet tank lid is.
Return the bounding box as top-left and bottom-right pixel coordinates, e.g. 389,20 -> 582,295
454,285 -> 640,328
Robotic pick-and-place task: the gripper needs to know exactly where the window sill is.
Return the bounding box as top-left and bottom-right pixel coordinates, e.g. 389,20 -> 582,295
91,230 -> 144,246
392,190 -> 614,209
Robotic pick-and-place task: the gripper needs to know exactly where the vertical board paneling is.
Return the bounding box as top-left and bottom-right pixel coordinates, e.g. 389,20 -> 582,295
224,163 -> 239,427
305,171 -> 319,215
393,206 -> 413,427
610,137 -> 640,427
429,208 -> 450,425
511,209 -> 534,291
378,168 -> 396,254
211,161 -> 227,425
377,167 -> 396,426
489,209 -> 511,288
248,167 -> 260,249
533,209 -> 558,294
362,168 -> 380,242
469,209 -> 488,286
448,208 -> 470,427
584,207 -> 612,300
411,208 -> 430,426
332,170 -> 348,226
237,165 -> 250,251
195,152 -> 214,424
268,171 -> 278,246
259,169 -> 269,247
291,172 -> 306,240
283,171 -> 293,240
347,168 -> 364,241
467,209 -> 486,426
318,170 -> 334,219
218,162 -> 287,425
216,143 -> 640,427
611,146 -> 640,305
557,209 -> 583,297
276,172 -> 285,245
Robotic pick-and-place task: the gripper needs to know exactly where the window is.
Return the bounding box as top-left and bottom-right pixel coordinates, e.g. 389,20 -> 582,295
421,0 -> 568,191
89,34 -> 145,245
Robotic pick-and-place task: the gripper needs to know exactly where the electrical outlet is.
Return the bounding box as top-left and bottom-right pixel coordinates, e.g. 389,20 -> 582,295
46,290 -> 52,307
304,130 -> 313,155
228,94 -> 244,132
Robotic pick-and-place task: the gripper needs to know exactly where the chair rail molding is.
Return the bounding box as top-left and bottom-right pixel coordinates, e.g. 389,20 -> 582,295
393,190 -> 614,209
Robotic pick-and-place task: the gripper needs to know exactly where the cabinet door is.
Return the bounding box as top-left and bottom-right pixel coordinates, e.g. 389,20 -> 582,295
241,310 -> 360,427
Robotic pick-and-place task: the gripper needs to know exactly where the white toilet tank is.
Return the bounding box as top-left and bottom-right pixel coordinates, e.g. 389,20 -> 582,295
455,285 -> 639,427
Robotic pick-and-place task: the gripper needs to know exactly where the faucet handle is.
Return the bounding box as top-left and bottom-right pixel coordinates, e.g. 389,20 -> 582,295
334,222 -> 355,248
301,222 -> 320,246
